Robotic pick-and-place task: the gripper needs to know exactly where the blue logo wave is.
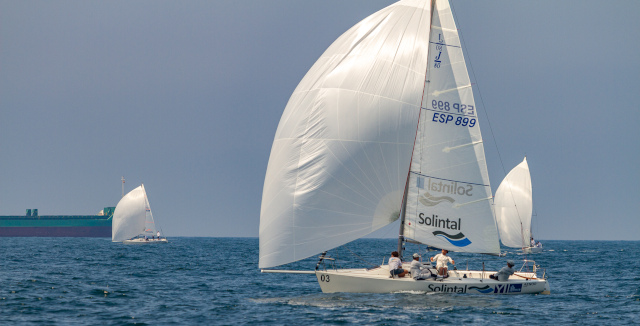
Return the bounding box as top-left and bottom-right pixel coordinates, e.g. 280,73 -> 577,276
432,231 -> 472,247
468,285 -> 493,294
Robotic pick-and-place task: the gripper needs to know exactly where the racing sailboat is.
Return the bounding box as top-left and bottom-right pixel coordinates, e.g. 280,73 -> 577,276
494,157 -> 542,254
112,184 -> 167,244
259,0 -> 548,294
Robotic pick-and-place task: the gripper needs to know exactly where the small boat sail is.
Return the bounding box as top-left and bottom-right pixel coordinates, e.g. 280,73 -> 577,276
494,158 -> 542,253
112,184 -> 167,244
259,0 -> 548,294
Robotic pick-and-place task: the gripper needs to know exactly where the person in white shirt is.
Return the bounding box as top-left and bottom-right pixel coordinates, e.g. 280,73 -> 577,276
430,249 -> 455,277
388,251 -> 407,278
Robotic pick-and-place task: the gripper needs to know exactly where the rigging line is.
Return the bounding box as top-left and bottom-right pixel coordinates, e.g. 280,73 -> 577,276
449,0 -> 508,178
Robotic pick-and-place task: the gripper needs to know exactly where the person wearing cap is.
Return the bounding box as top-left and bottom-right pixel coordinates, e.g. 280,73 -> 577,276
388,251 -> 408,278
431,249 -> 455,277
409,253 -> 431,280
490,260 -> 516,281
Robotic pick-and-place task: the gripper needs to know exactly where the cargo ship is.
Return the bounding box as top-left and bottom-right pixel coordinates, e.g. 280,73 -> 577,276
0,207 -> 114,237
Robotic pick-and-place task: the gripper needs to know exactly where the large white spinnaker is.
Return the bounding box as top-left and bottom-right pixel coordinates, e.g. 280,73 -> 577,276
403,0 -> 500,255
112,184 -> 153,242
494,157 -> 532,248
259,0 -> 434,269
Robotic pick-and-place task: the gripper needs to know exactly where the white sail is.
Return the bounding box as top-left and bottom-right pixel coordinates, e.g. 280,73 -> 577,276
402,0 -> 500,255
494,157 -> 532,248
259,0 -> 434,269
112,184 -> 150,242
142,189 -> 158,237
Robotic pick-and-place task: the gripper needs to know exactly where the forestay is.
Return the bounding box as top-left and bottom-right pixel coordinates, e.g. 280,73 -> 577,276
259,0 -> 434,269
494,157 -> 532,248
403,0 -> 500,255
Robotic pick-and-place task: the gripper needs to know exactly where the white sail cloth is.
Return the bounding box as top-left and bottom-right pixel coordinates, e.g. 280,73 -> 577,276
112,184 -> 156,242
494,157 -> 533,248
402,0 -> 500,255
259,0 -> 434,269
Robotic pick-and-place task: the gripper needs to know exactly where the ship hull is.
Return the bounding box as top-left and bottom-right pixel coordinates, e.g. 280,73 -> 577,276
0,213 -> 113,237
0,226 -> 111,237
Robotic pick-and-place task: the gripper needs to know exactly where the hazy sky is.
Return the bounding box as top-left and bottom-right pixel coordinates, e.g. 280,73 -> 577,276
1,0 -> 638,240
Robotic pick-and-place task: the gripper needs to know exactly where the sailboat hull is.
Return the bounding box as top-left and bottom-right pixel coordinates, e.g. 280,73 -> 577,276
522,246 -> 543,254
122,238 -> 168,245
316,268 -> 549,294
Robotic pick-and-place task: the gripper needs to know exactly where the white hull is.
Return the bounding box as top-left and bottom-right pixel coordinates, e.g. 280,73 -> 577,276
123,238 -> 168,245
316,266 -> 549,295
522,246 -> 543,254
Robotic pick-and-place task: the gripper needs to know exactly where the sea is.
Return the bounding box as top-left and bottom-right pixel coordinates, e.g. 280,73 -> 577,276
1,238 -> 638,325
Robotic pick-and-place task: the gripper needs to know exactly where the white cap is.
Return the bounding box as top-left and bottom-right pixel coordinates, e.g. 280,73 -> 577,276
413,253 -> 420,258
507,260 -> 515,266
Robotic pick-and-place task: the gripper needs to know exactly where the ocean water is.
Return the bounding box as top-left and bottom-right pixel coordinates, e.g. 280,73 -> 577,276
1,238 -> 638,325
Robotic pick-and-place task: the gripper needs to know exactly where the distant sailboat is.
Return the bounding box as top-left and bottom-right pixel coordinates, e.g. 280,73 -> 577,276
494,158 -> 542,253
112,184 -> 167,244
259,0 -> 549,294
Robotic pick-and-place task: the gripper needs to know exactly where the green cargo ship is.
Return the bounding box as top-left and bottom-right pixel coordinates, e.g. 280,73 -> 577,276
0,208 -> 114,237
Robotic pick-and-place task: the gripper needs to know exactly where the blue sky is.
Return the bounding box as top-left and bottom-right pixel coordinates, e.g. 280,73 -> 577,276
1,0 -> 638,240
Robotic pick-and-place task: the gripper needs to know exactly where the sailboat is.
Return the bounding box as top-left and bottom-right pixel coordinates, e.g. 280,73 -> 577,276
112,184 -> 167,244
494,158 -> 542,254
259,0 -> 549,294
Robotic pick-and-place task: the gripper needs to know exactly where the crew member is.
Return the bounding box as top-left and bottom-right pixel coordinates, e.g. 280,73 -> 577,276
431,249 -> 454,277
388,251 -> 407,278
490,260 -> 516,281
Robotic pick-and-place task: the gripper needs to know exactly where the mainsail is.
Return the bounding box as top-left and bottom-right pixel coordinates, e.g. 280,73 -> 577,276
259,0 -> 434,269
143,190 -> 157,237
494,157 -> 532,248
401,0 -> 500,255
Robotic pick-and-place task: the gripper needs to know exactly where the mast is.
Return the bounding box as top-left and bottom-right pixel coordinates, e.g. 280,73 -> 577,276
121,176 -> 125,198
397,0 -> 438,260
396,181 -> 409,259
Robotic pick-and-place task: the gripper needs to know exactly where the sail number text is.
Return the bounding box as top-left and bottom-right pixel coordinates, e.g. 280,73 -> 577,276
432,113 -> 476,127
431,100 -> 475,115
320,275 -> 330,282
430,100 -> 476,127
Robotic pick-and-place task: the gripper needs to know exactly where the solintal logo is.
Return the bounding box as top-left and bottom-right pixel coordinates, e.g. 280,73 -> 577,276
418,213 -> 472,247
432,231 -> 472,247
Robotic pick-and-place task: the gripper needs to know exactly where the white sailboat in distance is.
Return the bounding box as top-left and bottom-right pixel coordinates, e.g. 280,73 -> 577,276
112,184 -> 167,244
260,0 -> 549,294
494,157 -> 542,254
